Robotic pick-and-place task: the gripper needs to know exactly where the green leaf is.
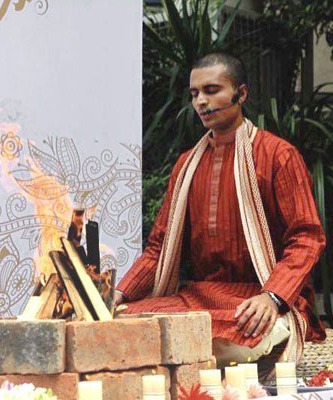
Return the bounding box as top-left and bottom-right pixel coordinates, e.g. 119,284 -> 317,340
210,0 -> 227,27
199,0 -> 212,55
214,0 -> 242,48
144,23 -> 181,64
257,114 -> 265,129
270,98 -> 280,132
143,96 -> 175,146
302,117 -> 333,142
163,0 -> 194,67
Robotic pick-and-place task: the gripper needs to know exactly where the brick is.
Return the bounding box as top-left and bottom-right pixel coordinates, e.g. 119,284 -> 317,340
0,373 -> 78,400
154,312 -> 212,365
83,366 -> 171,400
66,319 -> 161,373
169,358 -> 217,400
0,320 -> 65,374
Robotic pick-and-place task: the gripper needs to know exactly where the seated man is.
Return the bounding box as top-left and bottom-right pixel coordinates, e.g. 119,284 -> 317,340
115,52 -> 326,367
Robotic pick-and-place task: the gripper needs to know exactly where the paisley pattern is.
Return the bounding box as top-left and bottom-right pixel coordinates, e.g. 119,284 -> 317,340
0,126 -> 142,316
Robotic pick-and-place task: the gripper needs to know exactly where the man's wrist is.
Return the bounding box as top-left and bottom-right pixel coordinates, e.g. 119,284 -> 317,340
264,290 -> 289,313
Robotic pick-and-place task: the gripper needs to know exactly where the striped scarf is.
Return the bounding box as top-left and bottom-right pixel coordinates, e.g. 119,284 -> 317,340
152,119 -> 306,362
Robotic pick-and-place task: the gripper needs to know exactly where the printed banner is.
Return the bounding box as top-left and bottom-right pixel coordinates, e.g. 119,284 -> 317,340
0,0 -> 142,316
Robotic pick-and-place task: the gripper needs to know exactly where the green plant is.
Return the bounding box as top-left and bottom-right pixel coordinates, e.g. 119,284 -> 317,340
258,87 -> 333,324
143,0 -> 242,171
263,1 -> 333,57
142,164 -> 172,244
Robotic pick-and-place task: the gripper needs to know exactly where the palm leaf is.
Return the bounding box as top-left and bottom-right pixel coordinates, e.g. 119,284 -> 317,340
270,98 -> 280,132
313,158 -> 333,324
163,0 -> 194,66
199,0 -> 212,55
143,96 -> 175,146
214,0 -> 241,48
301,117 -> 333,142
257,114 -> 265,129
210,0 -> 228,27
144,23 -> 181,63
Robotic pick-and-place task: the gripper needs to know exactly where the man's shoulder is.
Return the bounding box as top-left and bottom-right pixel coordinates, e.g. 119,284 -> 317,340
257,129 -> 295,153
256,129 -> 300,164
171,148 -> 193,176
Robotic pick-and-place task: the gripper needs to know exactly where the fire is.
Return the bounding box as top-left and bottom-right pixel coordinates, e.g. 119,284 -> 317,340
1,123 -> 73,278
1,124 -> 117,320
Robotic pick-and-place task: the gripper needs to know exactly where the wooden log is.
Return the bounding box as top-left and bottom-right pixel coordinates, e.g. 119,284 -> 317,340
20,296 -> 42,320
61,238 -> 112,321
49,251 -> 94,322
35,273 -> 59,319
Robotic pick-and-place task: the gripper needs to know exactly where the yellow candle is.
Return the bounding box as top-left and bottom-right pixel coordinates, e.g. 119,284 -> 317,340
78,381 -> 102,400
225,366 -> 247,399
142,375 -> 166,399
238,363 -> 259,387
275,362 -> 297,395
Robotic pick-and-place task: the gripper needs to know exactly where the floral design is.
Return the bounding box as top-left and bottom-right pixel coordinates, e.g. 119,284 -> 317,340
0,135 -> 141,314
0,131 -> 22,160
0,236 -> 34,316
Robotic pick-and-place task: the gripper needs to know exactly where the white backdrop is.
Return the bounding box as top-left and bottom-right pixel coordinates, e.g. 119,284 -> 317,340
0,0 -> 142,316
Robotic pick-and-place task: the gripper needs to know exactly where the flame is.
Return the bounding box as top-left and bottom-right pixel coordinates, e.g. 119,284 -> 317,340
247,357 -> 252,363
0,123 -> 73,278
1,124 -> 117,320
229,361 -> 237,366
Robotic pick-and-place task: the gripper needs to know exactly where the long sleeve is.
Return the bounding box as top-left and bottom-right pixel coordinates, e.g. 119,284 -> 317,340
116,153 -> 188,301
262,147 -> 326,307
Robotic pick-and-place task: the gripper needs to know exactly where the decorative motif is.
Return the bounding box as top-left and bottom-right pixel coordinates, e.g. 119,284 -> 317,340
0,131 -> 142,315
0,127 -> 22,160
0,235 -> 35,316
0,0 -> 49,22
34,0 -> 48,15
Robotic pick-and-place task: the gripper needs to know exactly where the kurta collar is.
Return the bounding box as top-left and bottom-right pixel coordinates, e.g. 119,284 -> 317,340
208,129 -> 236,147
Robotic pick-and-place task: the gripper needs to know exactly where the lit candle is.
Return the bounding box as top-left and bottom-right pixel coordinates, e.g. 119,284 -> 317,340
199,369 -> 223,400
275,362 -> 297,395
225,366 -> 247,400
142,375 -> 166,400
78,381 -> 102,400
238,363 -> 259,387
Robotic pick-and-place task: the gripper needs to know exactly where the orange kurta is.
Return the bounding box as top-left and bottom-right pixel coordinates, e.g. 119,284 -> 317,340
117,129 -> 326,347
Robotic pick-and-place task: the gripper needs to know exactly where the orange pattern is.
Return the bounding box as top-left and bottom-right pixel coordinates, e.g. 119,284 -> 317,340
117,129 -> 326,347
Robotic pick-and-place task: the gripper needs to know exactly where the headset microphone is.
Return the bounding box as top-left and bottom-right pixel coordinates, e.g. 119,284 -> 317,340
231,92 -> 241,104
202,92 -> 241,116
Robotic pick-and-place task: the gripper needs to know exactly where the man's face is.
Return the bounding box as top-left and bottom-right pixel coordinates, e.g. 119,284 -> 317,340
189,63 -> 245,134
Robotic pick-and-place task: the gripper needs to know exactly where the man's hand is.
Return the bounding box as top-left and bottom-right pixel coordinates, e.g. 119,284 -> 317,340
234,293 -> 278,338
114,290 -> 125,307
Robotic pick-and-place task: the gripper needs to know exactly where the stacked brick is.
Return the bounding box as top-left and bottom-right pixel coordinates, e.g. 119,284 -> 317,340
0,312 -> 214,399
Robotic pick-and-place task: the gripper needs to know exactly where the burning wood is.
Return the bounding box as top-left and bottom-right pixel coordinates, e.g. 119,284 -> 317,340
21,210 -> 117,322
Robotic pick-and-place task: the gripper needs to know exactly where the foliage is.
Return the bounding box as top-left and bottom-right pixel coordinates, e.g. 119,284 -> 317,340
262,0 -> 333,58
143,0 -> 242,171
142,165 -> 171,245
258,87 -> 333,322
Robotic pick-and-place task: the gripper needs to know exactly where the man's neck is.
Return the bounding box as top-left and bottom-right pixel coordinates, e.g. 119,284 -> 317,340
212,117 -> 244,138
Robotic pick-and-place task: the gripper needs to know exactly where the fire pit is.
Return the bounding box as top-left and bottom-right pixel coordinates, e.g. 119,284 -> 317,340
0,209 -> 214,399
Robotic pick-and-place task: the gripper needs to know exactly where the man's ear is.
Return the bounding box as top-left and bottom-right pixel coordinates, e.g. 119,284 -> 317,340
238,84 -> 248,104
